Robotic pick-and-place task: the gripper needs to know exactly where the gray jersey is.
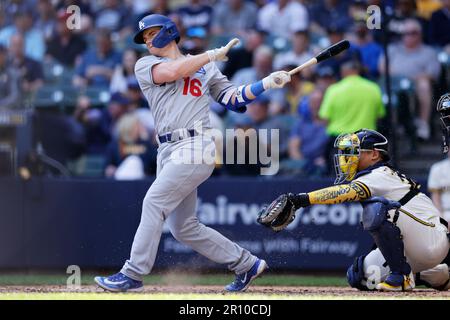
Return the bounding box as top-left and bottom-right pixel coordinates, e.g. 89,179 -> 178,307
135,55 -> 234,135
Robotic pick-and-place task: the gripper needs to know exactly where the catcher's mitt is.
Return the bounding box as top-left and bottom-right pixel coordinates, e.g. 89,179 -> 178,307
257,193 -> 297,232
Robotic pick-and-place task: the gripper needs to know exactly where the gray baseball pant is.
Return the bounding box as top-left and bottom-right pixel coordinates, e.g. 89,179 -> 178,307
121,135 -> 257,281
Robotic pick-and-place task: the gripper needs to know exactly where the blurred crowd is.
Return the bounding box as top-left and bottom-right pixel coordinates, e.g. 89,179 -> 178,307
0,0 -> 449,179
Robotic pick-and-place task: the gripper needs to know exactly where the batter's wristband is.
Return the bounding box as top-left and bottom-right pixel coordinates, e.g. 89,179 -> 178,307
250,80 -> 265,96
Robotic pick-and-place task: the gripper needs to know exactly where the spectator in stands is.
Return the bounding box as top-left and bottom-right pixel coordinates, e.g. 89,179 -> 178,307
55,0 -> 92,16
429,0 -> 450,48
222,28 -> 266,79
180,26 -> 208,55
223,114 -> 261,176
258,0 -> 309,39
0,10 -> 46,62
271,64 -> 315,116
104,113 -> 157,179
387,0 -> 429,43
74,92 -> 129,154
232,45 -> 274,89
136,0 -> 172,24
212,0 -> 258,36
297,66 -> 337,121
320,60 -> 385,171
318,25 -> 361,78
288,89 -> 328,176
379,19 -> 440,140
246,95 -> 294,159
0,44 -> 20,109
231,45 -> 279,122
8,33 -> 44,97
73,29 -> 122,88
110,49 -> 138,94
126,77 -> 148,111
36,0 -> 57,41
176,0 -> 213,31
309,0 -> 353,35
351,20 -> 383,80
428,152 -> 450,224
273,30 -> 314,71
95,0 -> 130,32
1,0 -> 36,26
45,11 -> 87,67
416,0 -> 443,19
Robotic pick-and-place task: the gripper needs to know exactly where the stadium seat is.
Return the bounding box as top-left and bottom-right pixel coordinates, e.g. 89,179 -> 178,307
265,35 -> 292,53
81,87 -> 111,108
33,84 -> 66,109
43,61 -> 76,85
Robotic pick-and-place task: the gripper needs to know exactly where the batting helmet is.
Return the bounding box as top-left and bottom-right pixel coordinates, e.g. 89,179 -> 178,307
437,93 -> 450,154
133,14 -> 180,48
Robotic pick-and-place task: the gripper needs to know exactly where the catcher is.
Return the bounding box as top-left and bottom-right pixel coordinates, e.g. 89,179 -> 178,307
258,128 -> 450,291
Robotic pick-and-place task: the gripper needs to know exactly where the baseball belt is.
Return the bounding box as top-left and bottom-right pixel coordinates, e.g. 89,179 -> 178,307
157,128 -> 197,145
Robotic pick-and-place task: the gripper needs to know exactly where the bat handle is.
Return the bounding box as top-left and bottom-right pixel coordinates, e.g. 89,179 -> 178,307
288,58 -> 318,76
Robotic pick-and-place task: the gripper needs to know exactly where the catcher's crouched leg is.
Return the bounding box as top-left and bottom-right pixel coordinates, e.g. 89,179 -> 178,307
416,264 -> 450,291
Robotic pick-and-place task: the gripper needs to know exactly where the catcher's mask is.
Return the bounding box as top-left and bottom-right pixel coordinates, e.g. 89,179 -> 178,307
437,93 -> 450,154
334,129 -> 389,184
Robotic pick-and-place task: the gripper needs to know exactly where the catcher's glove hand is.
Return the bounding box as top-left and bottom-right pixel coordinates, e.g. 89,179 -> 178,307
257,193 -> 310,232
257,193 -> 296,232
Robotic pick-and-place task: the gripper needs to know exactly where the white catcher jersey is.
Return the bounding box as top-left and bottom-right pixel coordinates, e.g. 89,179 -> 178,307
354,166 -> 442,225
134,55 -> 234,135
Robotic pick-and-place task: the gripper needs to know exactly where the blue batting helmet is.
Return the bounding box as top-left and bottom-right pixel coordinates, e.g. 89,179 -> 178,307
133,14 -> 180,48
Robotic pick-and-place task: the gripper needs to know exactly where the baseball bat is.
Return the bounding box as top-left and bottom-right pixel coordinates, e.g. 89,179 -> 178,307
288,40 -> 350,76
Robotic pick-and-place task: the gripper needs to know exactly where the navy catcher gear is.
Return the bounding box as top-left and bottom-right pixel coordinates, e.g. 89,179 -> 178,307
133,14 -> 180,47
354,129 -> 390,161
347,255 -> 370,291
361,197 -> 401,231
361,197 -> 412,276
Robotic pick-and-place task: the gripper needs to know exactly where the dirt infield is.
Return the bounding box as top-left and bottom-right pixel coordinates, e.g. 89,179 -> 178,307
1,285 -> 449,298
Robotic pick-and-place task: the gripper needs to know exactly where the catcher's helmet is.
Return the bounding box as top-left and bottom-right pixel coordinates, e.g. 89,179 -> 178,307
437,93 -> 450,154
334,129 -> 389,184
133,14 -> 180,48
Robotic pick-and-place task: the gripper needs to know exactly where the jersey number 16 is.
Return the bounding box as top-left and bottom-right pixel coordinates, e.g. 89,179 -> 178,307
182,77 -> 202,97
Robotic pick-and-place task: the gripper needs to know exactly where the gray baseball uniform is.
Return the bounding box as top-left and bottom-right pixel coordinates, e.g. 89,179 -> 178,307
121,55 -> 257,280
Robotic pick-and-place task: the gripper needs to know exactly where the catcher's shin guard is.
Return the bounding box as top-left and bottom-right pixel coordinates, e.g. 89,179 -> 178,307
361,198 -> 411,276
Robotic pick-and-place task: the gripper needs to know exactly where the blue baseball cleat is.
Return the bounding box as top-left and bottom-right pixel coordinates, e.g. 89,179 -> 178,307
225,259 -> 268,292
94,272 -> 143,292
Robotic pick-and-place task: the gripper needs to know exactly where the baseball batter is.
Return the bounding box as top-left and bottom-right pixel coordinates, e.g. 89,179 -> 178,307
258,129 -> 450,291
95,14 -> 292,292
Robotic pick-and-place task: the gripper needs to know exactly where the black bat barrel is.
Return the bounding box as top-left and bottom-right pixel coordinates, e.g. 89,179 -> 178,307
315,40 -> 350,63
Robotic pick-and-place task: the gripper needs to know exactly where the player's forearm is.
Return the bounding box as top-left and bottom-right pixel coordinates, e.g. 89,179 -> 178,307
161,53 -> 211,81
219,80 -> 268,111
307,182 -> 371,205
